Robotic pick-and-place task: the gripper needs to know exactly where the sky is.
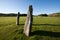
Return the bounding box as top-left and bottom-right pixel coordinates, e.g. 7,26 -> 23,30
0,0 -> 60,15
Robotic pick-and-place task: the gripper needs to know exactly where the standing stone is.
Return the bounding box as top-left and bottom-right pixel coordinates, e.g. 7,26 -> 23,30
24,5 -> 33,36
16,12 -> 20,25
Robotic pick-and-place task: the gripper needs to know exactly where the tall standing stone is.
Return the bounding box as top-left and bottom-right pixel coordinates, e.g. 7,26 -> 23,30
24,5 -> 33,36
16,12 -> 20,25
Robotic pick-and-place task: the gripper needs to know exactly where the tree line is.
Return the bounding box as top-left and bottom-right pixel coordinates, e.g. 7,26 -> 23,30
0,12 -> 60,17
0,13 -> 27,17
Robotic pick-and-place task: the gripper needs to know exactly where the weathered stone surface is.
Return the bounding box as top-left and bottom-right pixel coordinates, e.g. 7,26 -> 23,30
24,5 -> 33,36
16,12 -> 20,25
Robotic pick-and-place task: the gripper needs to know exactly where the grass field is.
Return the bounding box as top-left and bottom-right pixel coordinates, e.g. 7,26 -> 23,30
0,16 -> 60,40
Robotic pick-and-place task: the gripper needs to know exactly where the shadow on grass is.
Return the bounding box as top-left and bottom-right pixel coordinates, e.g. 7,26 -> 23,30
19,24 -> 60,26
19,24 -> 60,38
19,24 -> 24,25
33,24 -> 60,26
31,30 -> 60,38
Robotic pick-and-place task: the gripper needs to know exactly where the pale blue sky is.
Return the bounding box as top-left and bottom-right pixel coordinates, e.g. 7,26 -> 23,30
0,0 -> 60,15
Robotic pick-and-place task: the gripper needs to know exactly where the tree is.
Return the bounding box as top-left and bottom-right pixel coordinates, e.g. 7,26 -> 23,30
38,14 -> 48,16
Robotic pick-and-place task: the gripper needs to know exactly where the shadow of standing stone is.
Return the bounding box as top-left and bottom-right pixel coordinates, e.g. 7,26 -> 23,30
24,5 -> 33,36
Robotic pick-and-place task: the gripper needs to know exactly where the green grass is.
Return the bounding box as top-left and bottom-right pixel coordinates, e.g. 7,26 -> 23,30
0,16 -> 60,40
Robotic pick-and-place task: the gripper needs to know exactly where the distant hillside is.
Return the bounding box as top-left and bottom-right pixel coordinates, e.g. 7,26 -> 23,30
48,12 -> 60,17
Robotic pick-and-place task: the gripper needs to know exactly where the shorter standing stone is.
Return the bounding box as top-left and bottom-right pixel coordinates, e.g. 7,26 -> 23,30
16,12 -> 20,25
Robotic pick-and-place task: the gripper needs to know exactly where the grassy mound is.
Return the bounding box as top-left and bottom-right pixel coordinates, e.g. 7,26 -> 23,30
48,12 -> 60,17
